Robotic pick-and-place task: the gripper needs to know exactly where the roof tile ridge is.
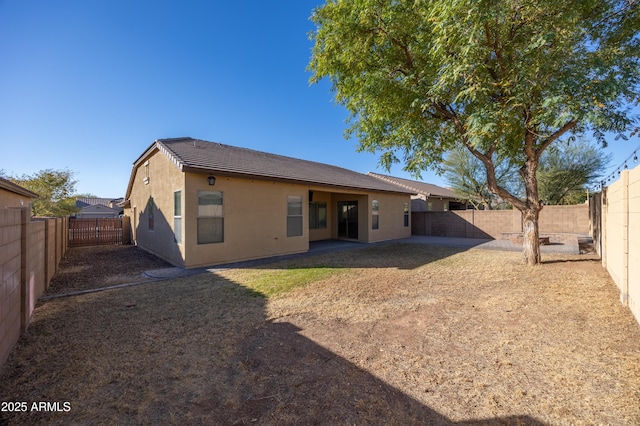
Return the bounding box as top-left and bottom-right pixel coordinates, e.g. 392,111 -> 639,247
369,172 -> 421,193
155,139 -> 186,170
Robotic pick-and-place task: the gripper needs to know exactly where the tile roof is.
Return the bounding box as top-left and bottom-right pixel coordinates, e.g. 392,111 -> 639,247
367,172 -> 460,199
137,137 -> 414,194
76,197 -> 123,208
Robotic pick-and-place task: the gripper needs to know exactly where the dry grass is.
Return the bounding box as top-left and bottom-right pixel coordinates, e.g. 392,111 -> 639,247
45,245 -> 173,295
1,244 -> 639,425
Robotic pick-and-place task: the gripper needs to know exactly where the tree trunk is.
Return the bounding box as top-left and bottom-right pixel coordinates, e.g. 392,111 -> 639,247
521,207 -> 541,266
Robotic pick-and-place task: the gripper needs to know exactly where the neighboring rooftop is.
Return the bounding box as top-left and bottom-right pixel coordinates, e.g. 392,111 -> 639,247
76,197 -> 124,209
0,176 -> 39,198
367,172 -> 460,199
129,137 -> 416,195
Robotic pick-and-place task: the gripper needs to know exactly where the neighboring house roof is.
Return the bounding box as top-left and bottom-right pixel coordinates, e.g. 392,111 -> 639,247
76,197 -> 124,209
0,177 -> 39,199
367,173 -> 461,199
76,204 -> 121,216
126,137 -> 416,197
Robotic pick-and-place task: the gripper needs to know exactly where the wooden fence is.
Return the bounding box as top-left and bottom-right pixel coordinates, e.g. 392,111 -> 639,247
69,217 -> 131,247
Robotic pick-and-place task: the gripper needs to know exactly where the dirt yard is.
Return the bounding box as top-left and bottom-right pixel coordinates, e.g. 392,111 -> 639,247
1,244 -> 639,425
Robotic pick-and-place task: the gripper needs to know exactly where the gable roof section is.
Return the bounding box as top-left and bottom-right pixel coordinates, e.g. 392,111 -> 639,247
0,177 -> 38,199
367,172 -> 460,199
126,137 -> 415,197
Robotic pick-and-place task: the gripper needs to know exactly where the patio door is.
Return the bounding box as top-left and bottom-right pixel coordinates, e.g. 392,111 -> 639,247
337,201 -> 358,239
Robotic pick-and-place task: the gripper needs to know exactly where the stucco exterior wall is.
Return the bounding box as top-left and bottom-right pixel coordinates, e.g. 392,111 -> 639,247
126,147 -> 186,266
183,175 -> 310,268
125,149 -> 413,268
331,193 -> 368,242
0,190 -> 32,209
308,190 -> 333,242
367,192 -> 412,242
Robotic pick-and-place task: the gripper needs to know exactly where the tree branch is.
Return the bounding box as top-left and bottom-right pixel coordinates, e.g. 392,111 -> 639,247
535,119 -> 579,158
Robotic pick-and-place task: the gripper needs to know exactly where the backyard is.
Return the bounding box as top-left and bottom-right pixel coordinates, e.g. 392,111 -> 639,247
1,243 -> 639,425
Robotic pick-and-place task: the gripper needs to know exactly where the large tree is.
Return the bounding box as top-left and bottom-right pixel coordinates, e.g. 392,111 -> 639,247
538,138 -> 612,205
309,0 -> 640,265
8,169 -> 79,217
442,145 -> 521,210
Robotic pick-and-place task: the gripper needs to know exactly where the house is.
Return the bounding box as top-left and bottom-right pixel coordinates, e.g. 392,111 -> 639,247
75,198 -> 123,218
0,177 -> 38,209
123,137 -> 414,268
368,173 -> 467,211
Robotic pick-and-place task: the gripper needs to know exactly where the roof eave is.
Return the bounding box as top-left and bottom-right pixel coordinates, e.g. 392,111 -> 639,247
181,165 -> 415,195
0,178 -> 39,199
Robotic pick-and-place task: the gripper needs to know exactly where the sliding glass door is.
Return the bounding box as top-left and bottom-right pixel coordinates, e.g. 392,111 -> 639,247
337,201 -> 358,239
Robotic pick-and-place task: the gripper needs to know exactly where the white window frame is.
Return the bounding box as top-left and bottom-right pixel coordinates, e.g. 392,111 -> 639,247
287,195 -> 303,237
174,190 -> 182,244
197,190 -> 224,244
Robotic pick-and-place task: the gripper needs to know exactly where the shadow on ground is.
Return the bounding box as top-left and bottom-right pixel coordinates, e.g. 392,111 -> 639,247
0,244 -> 545,425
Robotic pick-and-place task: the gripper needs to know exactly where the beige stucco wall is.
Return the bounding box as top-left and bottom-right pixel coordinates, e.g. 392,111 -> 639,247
308,190 -> 333,242
126,147 -> 186,266
310,190 -> 410,243
125,149 -> 412,268
183,175 -> 310,268
0,189 -> 32,209
366,192 -> 412,242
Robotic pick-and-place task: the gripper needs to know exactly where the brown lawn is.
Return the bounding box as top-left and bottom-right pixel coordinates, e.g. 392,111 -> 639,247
1,244 -> 639,425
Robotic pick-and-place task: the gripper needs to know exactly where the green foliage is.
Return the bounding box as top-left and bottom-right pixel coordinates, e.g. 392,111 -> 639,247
537,138 -> 611,205
309,0 -> 639,200
309,0 -> 639,263
442,146 -> 522,209
9,169 -> 79,217
234,267 -> 347,297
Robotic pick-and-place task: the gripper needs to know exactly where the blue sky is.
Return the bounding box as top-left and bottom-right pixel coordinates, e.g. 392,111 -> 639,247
1,1 -> 638,197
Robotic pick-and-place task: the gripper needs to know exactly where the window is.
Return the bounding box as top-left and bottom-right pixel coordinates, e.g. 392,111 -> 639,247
404,202 -> 410,227
287,195 -> 303,237
174,190 -> 182,244
147,197 -> 154,231
309,201 -> 327,229
198,191 -> 223,244
372,200 -> 379,230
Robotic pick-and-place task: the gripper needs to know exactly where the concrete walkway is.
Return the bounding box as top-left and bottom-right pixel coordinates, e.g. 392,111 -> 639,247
143,235 -> 581,280
402,235 -> 580,253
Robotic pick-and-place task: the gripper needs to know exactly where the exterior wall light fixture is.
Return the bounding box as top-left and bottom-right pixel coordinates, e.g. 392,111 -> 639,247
208,175 -> 216,186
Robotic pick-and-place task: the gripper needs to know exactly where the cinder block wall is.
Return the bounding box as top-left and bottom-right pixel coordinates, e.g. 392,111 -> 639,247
0,209 -> 68,368
412,205 -> 589,239
22,219 -> 46,330
602,166 -> 640,326
538,205 -> 589,234
0,209 -> 23,367
470,210 -> 521,238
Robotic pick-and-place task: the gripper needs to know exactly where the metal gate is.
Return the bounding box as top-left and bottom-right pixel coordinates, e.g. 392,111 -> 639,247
68,217 -> 130,247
